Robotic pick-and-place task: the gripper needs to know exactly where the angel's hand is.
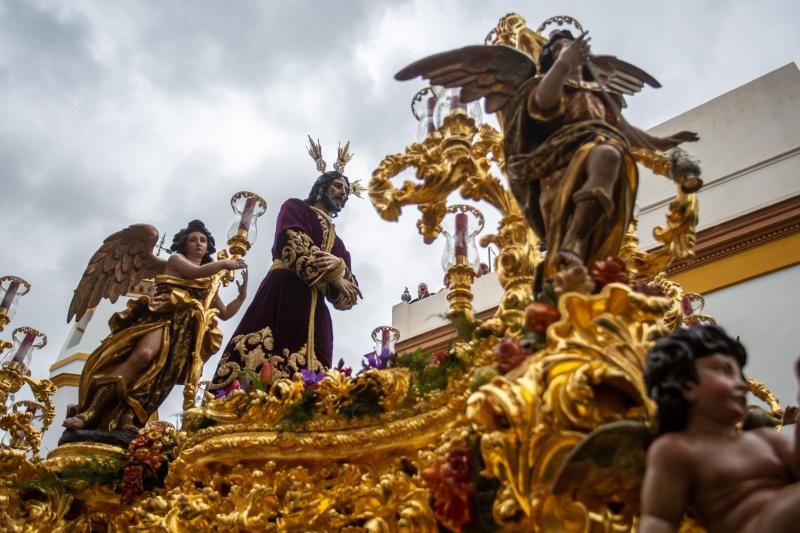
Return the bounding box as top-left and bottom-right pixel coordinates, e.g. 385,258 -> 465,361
556,32 -> 591,72
225,258 -> 247,271
236,269 -> 248,297
659,131 -> 699,150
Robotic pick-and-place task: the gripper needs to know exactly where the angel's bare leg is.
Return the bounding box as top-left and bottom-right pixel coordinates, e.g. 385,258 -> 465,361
62,329 -> 164,430
557,143 -> 621,268
112,328 -> 164,382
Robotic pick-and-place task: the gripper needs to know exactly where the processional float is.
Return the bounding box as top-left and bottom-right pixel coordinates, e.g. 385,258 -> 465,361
0,13 -> 791,532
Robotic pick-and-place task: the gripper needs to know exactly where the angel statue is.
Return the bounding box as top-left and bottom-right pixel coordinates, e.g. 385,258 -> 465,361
396,17 -> 702,278
60,220 -> 247,441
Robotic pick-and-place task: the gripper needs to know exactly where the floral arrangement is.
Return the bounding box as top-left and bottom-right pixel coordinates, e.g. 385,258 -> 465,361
121,421 -> 178,504
421,435 -> 500,532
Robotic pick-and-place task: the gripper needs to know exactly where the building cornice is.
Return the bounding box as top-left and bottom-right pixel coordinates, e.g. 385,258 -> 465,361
664,193 -> 800,277
397,194 -> 800,353
49,352 -> 90,373
51,373 -> 80,388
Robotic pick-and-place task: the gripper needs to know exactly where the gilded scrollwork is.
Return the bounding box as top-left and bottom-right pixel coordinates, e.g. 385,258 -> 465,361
0,363 -> 56,459
467,284 -> 671,530
369,111 -> 540,337
119,461 -> 438,532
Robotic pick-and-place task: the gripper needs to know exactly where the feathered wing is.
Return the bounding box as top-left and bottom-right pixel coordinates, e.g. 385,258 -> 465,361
551,420 -> 651,517
395,45 -> 537,113
67,224 -> 167,323
589,55 -> 661,96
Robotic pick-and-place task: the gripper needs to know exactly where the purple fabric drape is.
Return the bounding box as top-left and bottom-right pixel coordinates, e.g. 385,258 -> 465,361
213,199 -> 355,382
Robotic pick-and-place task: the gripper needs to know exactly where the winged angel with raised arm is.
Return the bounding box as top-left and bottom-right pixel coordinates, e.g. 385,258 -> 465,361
61,220 -> 247,437
396,17 -> 701,278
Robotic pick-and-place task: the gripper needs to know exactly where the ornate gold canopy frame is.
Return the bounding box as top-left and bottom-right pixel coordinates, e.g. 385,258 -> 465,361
0,13 -> 788,532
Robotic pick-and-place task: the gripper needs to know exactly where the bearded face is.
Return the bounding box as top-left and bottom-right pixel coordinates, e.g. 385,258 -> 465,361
321,177 -> 349,215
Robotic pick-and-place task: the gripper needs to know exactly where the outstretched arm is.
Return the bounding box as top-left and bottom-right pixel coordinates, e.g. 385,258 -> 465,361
214,269 -> 248,321
640,437 -> 691,533
618,120 -> 699,152
535,32 -> 591,110
167,253 -> 246,279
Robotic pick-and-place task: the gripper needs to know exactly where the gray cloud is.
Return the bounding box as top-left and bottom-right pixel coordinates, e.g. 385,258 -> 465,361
0,0 -> 798,429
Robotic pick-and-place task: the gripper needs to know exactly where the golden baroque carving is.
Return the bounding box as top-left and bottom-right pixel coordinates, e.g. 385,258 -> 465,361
122,461 -> 437,532
467,284 -> 671,530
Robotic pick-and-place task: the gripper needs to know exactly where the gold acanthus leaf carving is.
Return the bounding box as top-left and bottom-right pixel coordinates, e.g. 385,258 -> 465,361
467,284 -> 671,530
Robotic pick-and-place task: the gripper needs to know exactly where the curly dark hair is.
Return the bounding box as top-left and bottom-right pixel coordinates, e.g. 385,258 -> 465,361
644,325 -> 747,435
170,219 -> 216,264
305,171 -> 351,218
539,29 -> 594,82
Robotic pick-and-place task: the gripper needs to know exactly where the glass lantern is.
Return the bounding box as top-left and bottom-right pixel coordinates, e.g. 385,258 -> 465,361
365,326 -> 400,370
412,86 -> 444,142
440,205 -> 484,273
2,326 -> 47,369
0,276 -> 31,328
227,191 -> 268,244
432,88 -> 483,129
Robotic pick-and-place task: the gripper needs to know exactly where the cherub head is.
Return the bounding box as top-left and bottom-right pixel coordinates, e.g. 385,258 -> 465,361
171,219 -> 216,265
306,171 -> 351,218
645,325 -> 747,434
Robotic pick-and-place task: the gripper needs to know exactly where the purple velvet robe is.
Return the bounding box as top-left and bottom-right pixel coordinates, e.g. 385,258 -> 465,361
213,199 -> 357,383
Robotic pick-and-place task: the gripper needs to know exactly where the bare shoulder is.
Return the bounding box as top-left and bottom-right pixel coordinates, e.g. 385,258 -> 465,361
648,433 -> 693,465
749,426 -> 794,453
166,252 -> 189,268
165,252 -> 193,276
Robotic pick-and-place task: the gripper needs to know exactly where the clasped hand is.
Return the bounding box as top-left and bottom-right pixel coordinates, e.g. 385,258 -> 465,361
312,251 -> 343,274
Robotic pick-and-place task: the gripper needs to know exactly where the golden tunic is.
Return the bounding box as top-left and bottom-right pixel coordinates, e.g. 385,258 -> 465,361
76,275 -> 223,430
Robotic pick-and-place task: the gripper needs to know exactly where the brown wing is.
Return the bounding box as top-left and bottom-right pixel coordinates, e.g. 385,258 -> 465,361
589,55 -> 661,96
551,420 -> 651,518
67,224 -> 167,322
395,45 -> 537,113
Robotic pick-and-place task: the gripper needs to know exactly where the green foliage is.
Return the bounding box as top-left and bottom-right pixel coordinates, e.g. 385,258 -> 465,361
338,385 -> 384,419
282,389 -> 319,428
465,434 -> 500,532
439,311 -> 478,341
240,367 -> 266,392
17,471 -> 63,496
58,457 -> 124,489
394,348 -> 467,398
393,348 -> 430,374
535,279 -> 557,308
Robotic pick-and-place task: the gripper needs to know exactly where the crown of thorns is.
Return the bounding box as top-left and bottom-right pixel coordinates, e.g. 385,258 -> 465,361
307,135 -> 354,174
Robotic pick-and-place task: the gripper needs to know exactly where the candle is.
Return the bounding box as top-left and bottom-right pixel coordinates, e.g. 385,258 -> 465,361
0,280 -> 20,312
451,92 -> 465,112
381,328 -> 390,347
12,331 -> 36,365
455,212 -> 468,259
238,197 -> 257,232
426,95 -> 437,134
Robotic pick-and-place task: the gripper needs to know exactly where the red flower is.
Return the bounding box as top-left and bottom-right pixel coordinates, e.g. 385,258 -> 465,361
494,338 -> 528,374
591,256 -> 630,288
122,464 -> 143,483
524,302 -> 560,333
426,350 -> 450,368
422,449 -> 474,532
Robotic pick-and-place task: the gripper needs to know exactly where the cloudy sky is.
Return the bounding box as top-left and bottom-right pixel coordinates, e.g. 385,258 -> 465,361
1,0 -> 799,412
